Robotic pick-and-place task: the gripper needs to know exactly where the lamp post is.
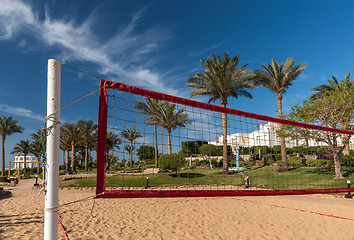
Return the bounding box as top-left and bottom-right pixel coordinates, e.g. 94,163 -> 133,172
345,180 -> 353,199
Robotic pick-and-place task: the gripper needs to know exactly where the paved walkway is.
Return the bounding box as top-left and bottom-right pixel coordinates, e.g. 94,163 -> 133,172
4,178 -> 37,194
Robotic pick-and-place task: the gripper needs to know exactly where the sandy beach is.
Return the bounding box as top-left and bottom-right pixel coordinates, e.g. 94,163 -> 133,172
1,179 -> 353,240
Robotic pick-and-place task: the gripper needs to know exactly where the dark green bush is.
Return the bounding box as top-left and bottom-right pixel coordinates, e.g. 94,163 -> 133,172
340,155 -> 353,167
274,154 -> 282,162
181,141 -> 208,154
158,154 -> 186,172
287,156 -> 306,167
199,144 -> 219,156
305,159 -> 332,167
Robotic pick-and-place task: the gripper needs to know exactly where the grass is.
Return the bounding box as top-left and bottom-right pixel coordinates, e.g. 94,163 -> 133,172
244,166 -> 353,190
59,166 -> 354,190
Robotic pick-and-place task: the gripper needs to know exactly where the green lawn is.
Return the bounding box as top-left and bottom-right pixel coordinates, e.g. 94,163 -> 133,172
244,166 -> 353,190
59,166 -> 354,190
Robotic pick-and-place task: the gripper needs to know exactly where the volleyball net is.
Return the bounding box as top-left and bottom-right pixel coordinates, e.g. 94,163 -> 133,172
96,79 -> 354,198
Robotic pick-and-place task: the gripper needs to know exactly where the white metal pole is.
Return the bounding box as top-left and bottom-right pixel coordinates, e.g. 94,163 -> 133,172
44,59 -> 61,240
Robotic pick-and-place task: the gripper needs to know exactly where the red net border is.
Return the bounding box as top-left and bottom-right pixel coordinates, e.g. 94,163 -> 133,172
96,79 -> 354,198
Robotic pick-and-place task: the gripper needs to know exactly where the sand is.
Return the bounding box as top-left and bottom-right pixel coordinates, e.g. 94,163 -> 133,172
1,179 -> 353,240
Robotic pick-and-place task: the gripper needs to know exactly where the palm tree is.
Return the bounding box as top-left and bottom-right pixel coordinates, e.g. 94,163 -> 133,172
157,102 -> 191,155
254,58 -> 307,171
11,140 -> 31,176
124,145 -> 135,167
121,128 -> 142,168
310,72 -> 353,100
29,140 -> 42,174
60,133 -> 71,172
106,132 -> 121,169
0,116 -> 24,177
310,72 -> 353,155
61,122 -> 81,173
135,98 -> 162,168
187,52 -> 256,174
78,120 -> 98,171
30,129 -> 44,174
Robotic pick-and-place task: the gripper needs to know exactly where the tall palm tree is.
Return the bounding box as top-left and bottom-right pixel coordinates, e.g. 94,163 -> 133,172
310,72 -> 353,100
29,140 -> 42,174
11,140 -> 31,176
254,58 -> 307,171
157,102 -> 191,155
106,132 -> 121,169
0,116 -> 24,176
30,129 -> 44,174
310,72 -> 353,155
135,98 -> 162,168
60,133 -> 71,172
187,52 -> 256,174
124,145 -> 135,167
61,122 -> 81,173
121,128 -> 142,168
78,120 -> 98,171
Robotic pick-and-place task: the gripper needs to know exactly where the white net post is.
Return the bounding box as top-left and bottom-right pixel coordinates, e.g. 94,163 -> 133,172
44,59 -> 61,240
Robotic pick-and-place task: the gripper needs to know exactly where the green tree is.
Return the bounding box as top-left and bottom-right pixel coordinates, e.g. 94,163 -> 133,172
0,116 -> 24,176
199,144 -> 219,156
11,140 -> 31,176
78,120 -> 98,171
157,102 -> 191,155
285,89 -> 353,179
121,128 -> 142,168
61,122 -> 81,173
310,72 -> 353,100
187,52 -> 256,174
254,58 -> 307,171
136,145 -> 155,162
30,129 -> 44,174
181,141 -> 208,155
106,132 -> 121,170
310,72 -> 353,155
158,153 -> 186,175
124,145 -> 135,167
135,98 -> 162,168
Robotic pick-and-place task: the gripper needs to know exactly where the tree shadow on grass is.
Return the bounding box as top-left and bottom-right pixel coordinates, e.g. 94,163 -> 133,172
170,173 -> 205,178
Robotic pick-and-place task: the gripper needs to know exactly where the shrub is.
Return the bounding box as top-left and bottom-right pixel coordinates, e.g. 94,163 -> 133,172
158,154 -> 186,172
305,159 -> 332,167
287,156 -> 306,167
181,141 -> 208,154
340,155 -> 353,167
274,154 -> 282,162
199,144 -> 219,156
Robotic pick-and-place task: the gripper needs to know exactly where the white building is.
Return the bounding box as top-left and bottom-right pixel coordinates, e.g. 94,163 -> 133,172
14,155 -> 38,169
208,122 -> 353,150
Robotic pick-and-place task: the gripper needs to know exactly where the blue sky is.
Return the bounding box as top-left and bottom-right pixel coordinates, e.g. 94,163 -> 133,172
1,0 -> 353,166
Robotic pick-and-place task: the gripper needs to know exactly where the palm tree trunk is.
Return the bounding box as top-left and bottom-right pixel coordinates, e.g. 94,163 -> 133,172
71,142 -> 76,173
277,94 -> 288,171
85,145 -> 88,171
66,150 -> 70,173
1,136 -> 5,177
37,153 -> 41,174
154,125 -> 158,168
63,150 -> 66,169
221,102 -> 228,175
130,141 -> 133,168
23,153 -> 27,176
88,149 -> 92,171
167,130 -> 172,155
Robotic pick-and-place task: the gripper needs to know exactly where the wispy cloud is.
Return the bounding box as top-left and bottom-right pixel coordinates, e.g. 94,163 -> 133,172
188,41 -> 224,57
0,0 -> 180,95
0,103 -> 44,121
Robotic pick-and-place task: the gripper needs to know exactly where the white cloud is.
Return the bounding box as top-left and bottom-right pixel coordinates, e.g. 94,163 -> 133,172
0,103 -> 44,121
0,0 -> 180,95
